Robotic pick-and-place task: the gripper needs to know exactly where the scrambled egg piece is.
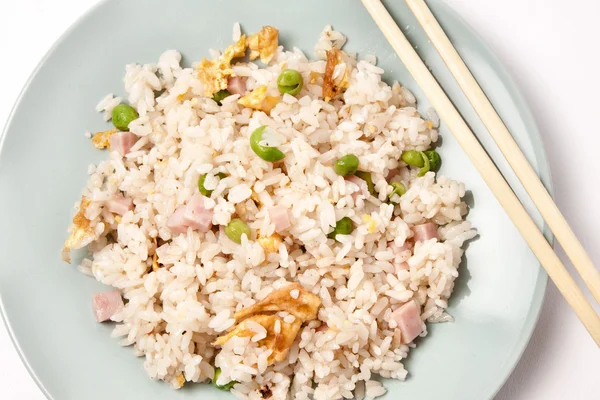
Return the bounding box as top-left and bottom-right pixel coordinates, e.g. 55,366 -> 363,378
197,35 -> 247,97
234,283 -> 321,322
176,89 -> 191,102
175,373 -> 185,389
150,237 -> 161,271
62,197 -> 96,263
213,284 -> 321,365
238,86 -> 279,114
362,214 -> 377,233
309,71 -> 320,84
250,190 -> 261,205
152,253 -> 160,272
247,26 -> 279,64
258,233 -> 283,254
322,48 -> 351,101
214,314 -> 302,364
426,121 -> 434,130
91,129 -> 118,150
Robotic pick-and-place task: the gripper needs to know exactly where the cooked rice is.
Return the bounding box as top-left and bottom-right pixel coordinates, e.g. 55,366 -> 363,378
69,25 -> 477,399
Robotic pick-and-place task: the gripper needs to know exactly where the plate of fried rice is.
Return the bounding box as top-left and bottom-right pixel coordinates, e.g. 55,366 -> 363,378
0,1 -> 552,399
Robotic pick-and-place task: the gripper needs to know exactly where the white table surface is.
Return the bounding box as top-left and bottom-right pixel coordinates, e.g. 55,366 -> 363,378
1,0 -> 598,399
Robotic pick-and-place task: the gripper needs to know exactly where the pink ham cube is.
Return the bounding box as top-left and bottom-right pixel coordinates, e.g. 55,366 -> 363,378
227,76 -> 247,95
106,195 -> 133,216
182,194 -> 213,232
389,300 -> 423,344
167,195 -> 214,235
412,222 -> 439,242
109,131 -> 137,157
92,290 -> 124,322
268,206 -> 291,232
167,206 -> 189,235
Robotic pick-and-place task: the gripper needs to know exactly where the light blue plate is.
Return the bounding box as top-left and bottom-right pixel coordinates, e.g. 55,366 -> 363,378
0,0 -> 551,399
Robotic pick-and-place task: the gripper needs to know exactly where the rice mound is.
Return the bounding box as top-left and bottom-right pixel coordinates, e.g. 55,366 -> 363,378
70,25 -> 477,400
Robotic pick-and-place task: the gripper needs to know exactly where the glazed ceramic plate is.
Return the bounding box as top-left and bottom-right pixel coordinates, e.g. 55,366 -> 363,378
0,0 -> 551,399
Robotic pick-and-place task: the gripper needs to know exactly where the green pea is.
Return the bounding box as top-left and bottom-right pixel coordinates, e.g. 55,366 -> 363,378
212,368 -> 236,391
334,154 -> 359,176
400,150 -> 424,167
417,151 -> 431,177
388,182 -> 406,203
328,216 -> 354,240
212,90 -> 231,105
198,172 -> 227,196
250,126 -> 285,162
423,150 -> 441,171
111,104 -> 139,131
354,171 -> 376,196
225,218 -> 251,244
277,69 -> 304,96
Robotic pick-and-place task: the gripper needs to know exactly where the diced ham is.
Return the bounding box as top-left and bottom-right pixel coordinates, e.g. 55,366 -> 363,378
345,175 -> 370,200
394,262 -> 410,275
227,76 -> 247,95
183,194 -> 213,232
109,131 -> 137,157
167,206 -> 188,235
92,290 -> 124,322
389,240 -> 412,255
386,168 -> 400,181
389,300 -> 423,344
106,195 -> 133,216
167,194 -> 214,235
389,240 -> 412,274
268,206 -> 291,232
412,222 -> 439,242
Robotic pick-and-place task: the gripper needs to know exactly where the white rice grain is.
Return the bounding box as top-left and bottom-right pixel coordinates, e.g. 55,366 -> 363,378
232,22 -> 241,42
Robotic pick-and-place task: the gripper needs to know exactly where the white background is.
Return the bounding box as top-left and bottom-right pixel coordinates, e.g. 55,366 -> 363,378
0,0 -> 598,399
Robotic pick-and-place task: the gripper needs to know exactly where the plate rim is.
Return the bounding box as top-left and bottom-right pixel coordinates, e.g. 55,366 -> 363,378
0,0 -> 552,399
432,2 -> 552,397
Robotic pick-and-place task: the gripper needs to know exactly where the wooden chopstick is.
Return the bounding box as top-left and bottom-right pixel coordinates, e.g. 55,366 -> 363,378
360,0 -> 600,346
405,0 -> 600,315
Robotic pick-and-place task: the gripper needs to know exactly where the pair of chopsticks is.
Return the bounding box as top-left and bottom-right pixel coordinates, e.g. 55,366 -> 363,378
361,0 -> 600,346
